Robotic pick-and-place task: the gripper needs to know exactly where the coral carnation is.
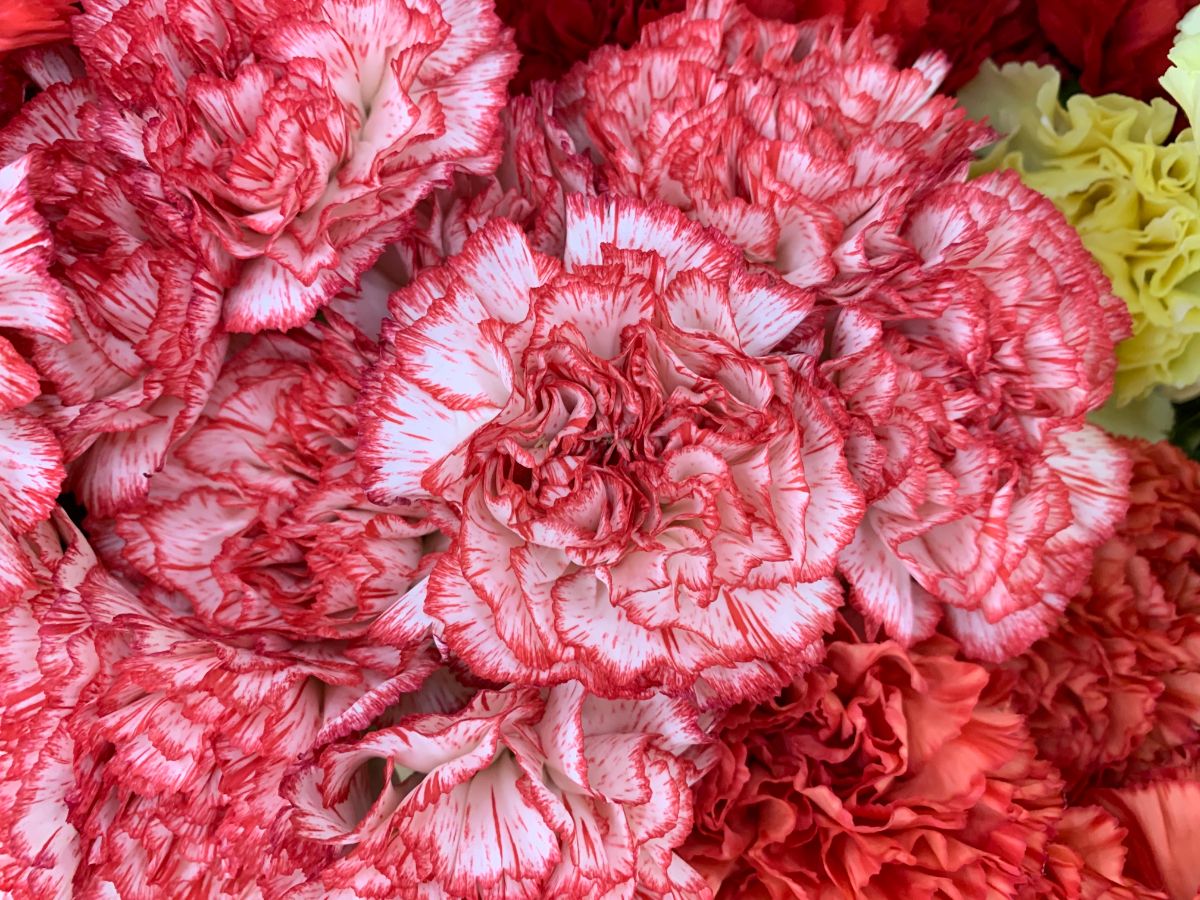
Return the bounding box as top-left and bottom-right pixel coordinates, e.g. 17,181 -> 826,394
361,196 -> 862,699
73,0 -> 518,333
286,680 -> 712,898
680,626 -> 1063,898
992,439 -> 1200,794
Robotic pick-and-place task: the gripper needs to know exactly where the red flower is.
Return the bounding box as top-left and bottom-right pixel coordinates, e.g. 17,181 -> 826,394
680,626 -> 1064,898
0,0 -> 72,54
992,439 -> 1200,795
73,0 -> 518,333
286,680 -> 713,898
361,196 -> 863,700
741,0 -> 1188,101
561,0 -> 1131,660
496,0 -> 686,93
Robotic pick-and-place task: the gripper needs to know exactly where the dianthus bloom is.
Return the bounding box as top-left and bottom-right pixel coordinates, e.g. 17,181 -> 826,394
1036,805 -> 1169,899
96,314 -> 443,643
0,57 -> 229,516
286,680 -> 713,898
680,626 -> 1064,898
361,196 -> 862,699
73,0 -> 518,332
1,538 -> 442,898
991,439 -> 1200,794
0,152 -> 70,601
961,60 -> 1200,403
562,0 -> 1132,659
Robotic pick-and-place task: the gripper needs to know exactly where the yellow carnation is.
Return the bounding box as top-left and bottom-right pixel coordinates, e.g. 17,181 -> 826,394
1162,4 -> 1200,133
960,60 -> 1200,404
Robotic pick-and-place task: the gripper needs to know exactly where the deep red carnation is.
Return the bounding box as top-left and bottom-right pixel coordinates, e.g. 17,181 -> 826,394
742,0 -> 1191,101
361,195 -> 862,701
0,0 -> 72,54
561,0 -> 1131,660
680,625 -> 1064,898
991,439 -> 1200,796
496,0 -> 686,93
285,679 -> 713,898
73,0 -> 518,334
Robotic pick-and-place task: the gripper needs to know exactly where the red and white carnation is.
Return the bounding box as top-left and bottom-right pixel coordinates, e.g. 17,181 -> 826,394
286,679 -> 713,898
0,150 -> 70,601
95,314 -> 444,643
559,0 -> 1131,659
74,0 -> 518,333
0,58 -> 229,516
361,196 -> 863,699
0,514 -> 96,900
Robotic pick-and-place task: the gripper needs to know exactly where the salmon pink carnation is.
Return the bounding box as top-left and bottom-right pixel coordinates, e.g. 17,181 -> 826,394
73,0 -> 518,333
0,0 -> 72,54
360,196 -> 863,699
680,626 -> 1064,898
285,680 -> 713,898
992,439 -> 1200,794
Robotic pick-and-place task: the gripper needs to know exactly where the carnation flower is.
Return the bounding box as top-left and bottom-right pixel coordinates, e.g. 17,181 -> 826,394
0,0 -> 72,54
0,514 -> 95,899
562,0 -> 1130,659
0,151 -> 71,601
0,60 -> 230,516
1036,805 -> 1169,900
497,0 -> 686,93
286,680 -> 712,898
360,195 -> 862,699
96,314 -> 444,643
558,0 -> 991,295
5,551 -> 443,898
991,439 -> 1200,794
73,0 -> 518,333
680,626 -> 1064,898
961,61 -> 1200,403
1093,769 -> 1200,900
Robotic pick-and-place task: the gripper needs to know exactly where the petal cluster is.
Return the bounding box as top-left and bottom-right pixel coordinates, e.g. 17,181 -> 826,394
287,680 -> 712,898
